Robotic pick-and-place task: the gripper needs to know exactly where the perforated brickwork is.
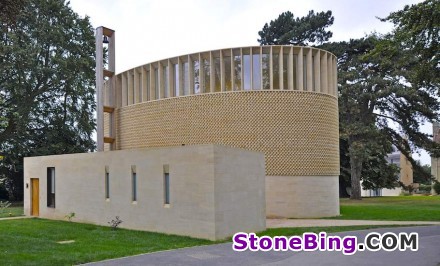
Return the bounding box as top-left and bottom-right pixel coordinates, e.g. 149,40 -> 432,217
115,91 -> 339,176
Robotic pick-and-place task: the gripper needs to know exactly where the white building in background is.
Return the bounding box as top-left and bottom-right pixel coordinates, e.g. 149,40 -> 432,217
362,146 -> 413,197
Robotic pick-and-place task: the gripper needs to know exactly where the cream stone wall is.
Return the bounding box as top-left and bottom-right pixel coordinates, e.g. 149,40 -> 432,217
266,176 -> 339,218
23,145 -> 265,240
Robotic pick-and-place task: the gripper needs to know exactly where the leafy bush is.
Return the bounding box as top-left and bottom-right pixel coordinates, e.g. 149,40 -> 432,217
65,212 -> 75,222
108,216 -> 123,230
418,184 -> 432,193
0,201 -> 11,213
433,182 -> 440,195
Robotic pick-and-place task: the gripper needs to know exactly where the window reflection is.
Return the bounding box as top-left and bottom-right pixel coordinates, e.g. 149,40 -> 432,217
214,57 -> 221,92
193,60 -> 200,94
273,53 -> 279,90
262,53 -> 270,90
243,54 -> 251,90
252,52 -> 261,90
183,62 -> 189,95
203,59 -> 210,92
224,56 -> 232,91
234,55 -> 241,90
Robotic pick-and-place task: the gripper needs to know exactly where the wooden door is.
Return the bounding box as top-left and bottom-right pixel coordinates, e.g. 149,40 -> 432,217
31,178 -> 39,216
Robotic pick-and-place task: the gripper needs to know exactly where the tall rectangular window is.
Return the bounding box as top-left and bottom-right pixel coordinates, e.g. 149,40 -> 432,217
233,55 -> 241,90
132,166 -> 137,202
292,54 -> 298,90
273,53 -> 280,90
214,57 -> 221,92
203,59 -> 210,92
138,72 -> 142,102
163,66 -> 169,98
105,166 -> 110,199
146,70 -> 150,101
303,55 -> 307,90
224,56 -> 232,91
283,51 -> 289,90
252,52 -> 261,90
47,167 -> 55,208
193,60 -> 200,94
164,165 -> 170,205
243,53 -> 251,90
183,62 -> 189,95
262,53 -> 270,90
154,68 -> 159,99
174,64 -> 179,96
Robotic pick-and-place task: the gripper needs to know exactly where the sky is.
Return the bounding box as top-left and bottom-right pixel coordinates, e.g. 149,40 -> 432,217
68,0 -> 432,165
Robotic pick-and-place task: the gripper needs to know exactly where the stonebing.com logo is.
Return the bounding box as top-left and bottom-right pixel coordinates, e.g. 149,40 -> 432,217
232,232 -> 418,255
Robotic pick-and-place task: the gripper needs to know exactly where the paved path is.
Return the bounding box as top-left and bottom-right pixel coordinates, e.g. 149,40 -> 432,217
0,215 -> 30,221
86,225 -> 440,266
267,218 -> 440,228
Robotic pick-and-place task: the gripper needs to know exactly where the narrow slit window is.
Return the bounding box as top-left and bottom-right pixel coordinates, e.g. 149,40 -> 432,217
164,165 -> 170,205
47,167 -> 55,208
105,166 -> 110,199
132,166 -> 137,202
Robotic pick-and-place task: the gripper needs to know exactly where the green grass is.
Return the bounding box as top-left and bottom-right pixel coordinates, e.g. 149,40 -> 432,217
332,196 -> 440,221
259,225 -> 409,238
0,218 -> 213,265
0,206 -> 24,218
0,218 -> 408,265
2,197 -> 438,265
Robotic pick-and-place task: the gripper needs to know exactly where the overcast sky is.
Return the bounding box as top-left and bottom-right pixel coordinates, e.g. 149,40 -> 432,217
68,0 -> 432,165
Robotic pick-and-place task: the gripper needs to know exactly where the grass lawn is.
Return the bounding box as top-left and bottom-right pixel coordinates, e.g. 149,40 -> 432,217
259,225 -> 407,238
0,218 -> 401,265
0,218 -> 212,265
333,196 -> 440,221
0,206 -> 24,218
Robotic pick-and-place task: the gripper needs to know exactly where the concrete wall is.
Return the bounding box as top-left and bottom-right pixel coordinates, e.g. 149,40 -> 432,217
399,153 -> 413,186
361,188 -> 402,197
266,176 -> 339,218
24,145 -> 265,240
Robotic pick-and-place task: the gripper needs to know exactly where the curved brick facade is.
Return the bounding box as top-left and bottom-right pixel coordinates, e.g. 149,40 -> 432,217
101,45 -> 340,218
114,90 -> 339,177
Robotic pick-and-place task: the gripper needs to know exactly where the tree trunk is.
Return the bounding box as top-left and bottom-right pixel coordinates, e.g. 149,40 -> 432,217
350,154 -> 363,200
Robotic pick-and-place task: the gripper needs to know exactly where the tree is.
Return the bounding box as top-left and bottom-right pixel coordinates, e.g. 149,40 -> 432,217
378,0 -> 439,89
321,36 -> 400,199
322,0 -> 440,199
0,0 -> 96,200
368,0 -> 440,181
258,2 -> 440,200
258,10 -> 334,46
412,161 -> 432,185
0,0 -> 27,25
